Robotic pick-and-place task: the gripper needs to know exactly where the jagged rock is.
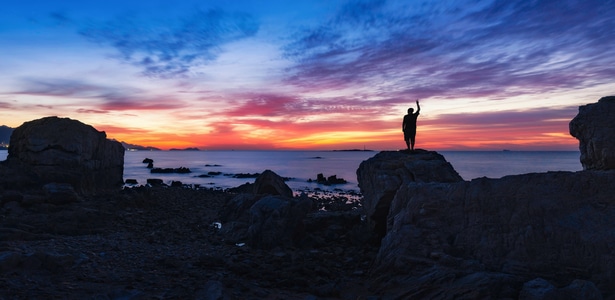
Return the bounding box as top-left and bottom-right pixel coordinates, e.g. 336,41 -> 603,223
253,169 -> 293,198
6,117 -> 124,193
570,96 -> 615,170
372,170 -> 615,298
356,150 -> 463,237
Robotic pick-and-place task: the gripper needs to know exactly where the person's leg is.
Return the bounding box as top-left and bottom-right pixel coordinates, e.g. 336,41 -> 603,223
410,133 -> 416,150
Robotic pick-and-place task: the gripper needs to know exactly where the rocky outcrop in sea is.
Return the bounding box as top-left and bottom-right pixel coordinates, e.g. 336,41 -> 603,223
356,97 -> 615,299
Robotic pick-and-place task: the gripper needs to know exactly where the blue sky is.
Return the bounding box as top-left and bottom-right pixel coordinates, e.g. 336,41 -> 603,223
1,0 -> 614,150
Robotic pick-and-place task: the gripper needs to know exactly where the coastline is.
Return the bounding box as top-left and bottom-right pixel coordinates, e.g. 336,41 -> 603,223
0,185 -> 376,298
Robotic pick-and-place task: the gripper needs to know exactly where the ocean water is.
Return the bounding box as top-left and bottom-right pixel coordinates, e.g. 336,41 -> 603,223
0,150 -> 582,192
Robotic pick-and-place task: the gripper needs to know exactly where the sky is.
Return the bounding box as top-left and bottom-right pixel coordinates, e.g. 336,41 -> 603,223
1,0 -> 614,150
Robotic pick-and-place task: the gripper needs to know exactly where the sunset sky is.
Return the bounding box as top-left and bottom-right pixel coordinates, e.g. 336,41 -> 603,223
1,0 -> 614,150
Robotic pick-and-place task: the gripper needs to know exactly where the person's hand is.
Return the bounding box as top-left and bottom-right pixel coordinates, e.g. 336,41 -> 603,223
416,100 -> 419,104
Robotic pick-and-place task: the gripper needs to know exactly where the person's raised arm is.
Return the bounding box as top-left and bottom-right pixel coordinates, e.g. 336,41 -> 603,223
416,100 -> 421,114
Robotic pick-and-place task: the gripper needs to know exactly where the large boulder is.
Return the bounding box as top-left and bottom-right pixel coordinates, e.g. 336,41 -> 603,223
253,169 -> 293,198
356,150 -> 463,237
6,116 -> 124,193
371,171 -> 615,298
220,170 -> 312,249
570,96 -> 615,170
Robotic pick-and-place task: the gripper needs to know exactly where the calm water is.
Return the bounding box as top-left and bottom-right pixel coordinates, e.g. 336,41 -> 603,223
0,150 -> 582,192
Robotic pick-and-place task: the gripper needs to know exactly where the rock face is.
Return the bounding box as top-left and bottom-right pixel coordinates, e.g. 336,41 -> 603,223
372,171 -> 615,298
356,149 -> 463,237
570,96 -> 615,170
6,117 -> 124,193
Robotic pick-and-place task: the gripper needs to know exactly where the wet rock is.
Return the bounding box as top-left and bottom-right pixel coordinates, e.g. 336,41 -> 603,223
125,179 -> 138,185
570,96 -> 615,170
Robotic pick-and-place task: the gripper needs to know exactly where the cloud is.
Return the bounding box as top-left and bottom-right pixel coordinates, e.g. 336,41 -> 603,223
221,92 -> 394,121
425,106 -> 579,128
79,9 -> 259,78
15,78 -> 185,111
284,0 -> 615,98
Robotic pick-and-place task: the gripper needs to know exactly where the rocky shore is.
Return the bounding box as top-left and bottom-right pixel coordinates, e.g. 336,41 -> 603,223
2,97 -> 615,299
0,186 -> 376,299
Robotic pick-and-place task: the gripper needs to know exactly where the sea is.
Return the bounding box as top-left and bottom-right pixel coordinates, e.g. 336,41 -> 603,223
0,150 -> 582,193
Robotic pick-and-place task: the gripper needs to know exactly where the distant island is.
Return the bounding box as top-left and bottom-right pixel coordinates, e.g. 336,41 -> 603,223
169,147 -> 200,151
332,149 -> 374,152
121,141 -> 162,151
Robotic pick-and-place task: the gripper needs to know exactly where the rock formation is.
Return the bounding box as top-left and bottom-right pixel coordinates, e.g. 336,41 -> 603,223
357,98 -> 615,298
356,149 -> 462,237
6,116 -> 124,194
570,96 -> 615,170
371,171 -> 615,298
220,170 -> 312,249
252,169 -> 293,198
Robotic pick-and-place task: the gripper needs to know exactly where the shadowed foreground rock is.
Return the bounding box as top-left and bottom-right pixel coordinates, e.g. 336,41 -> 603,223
357,97 -> 615,299
372,171 -> 614,299
6,116 -> 124,194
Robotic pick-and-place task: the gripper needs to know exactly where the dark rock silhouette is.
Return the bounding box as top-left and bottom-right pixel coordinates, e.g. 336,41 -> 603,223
570,96 -> 615,170
253,169 -> 293,198
368,171 -> 615,298
310,173 -> 348,185
150,167 -> 191,174
5,117 -> 124,194
357,98 -> 615,298
220,170 -> 311,249
356,149 -> 462,238
146,178 -> 164,186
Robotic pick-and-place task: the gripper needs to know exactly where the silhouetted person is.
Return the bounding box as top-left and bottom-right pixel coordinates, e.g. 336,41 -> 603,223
402,100 -> 420,151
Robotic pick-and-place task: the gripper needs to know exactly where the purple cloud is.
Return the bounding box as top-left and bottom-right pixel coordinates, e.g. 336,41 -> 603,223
284,0 -> 615,99
79,9 -> 259,78
15,78 -> 184,111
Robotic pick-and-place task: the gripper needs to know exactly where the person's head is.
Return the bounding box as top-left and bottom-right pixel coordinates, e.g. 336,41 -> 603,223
408,108 -> 414,114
